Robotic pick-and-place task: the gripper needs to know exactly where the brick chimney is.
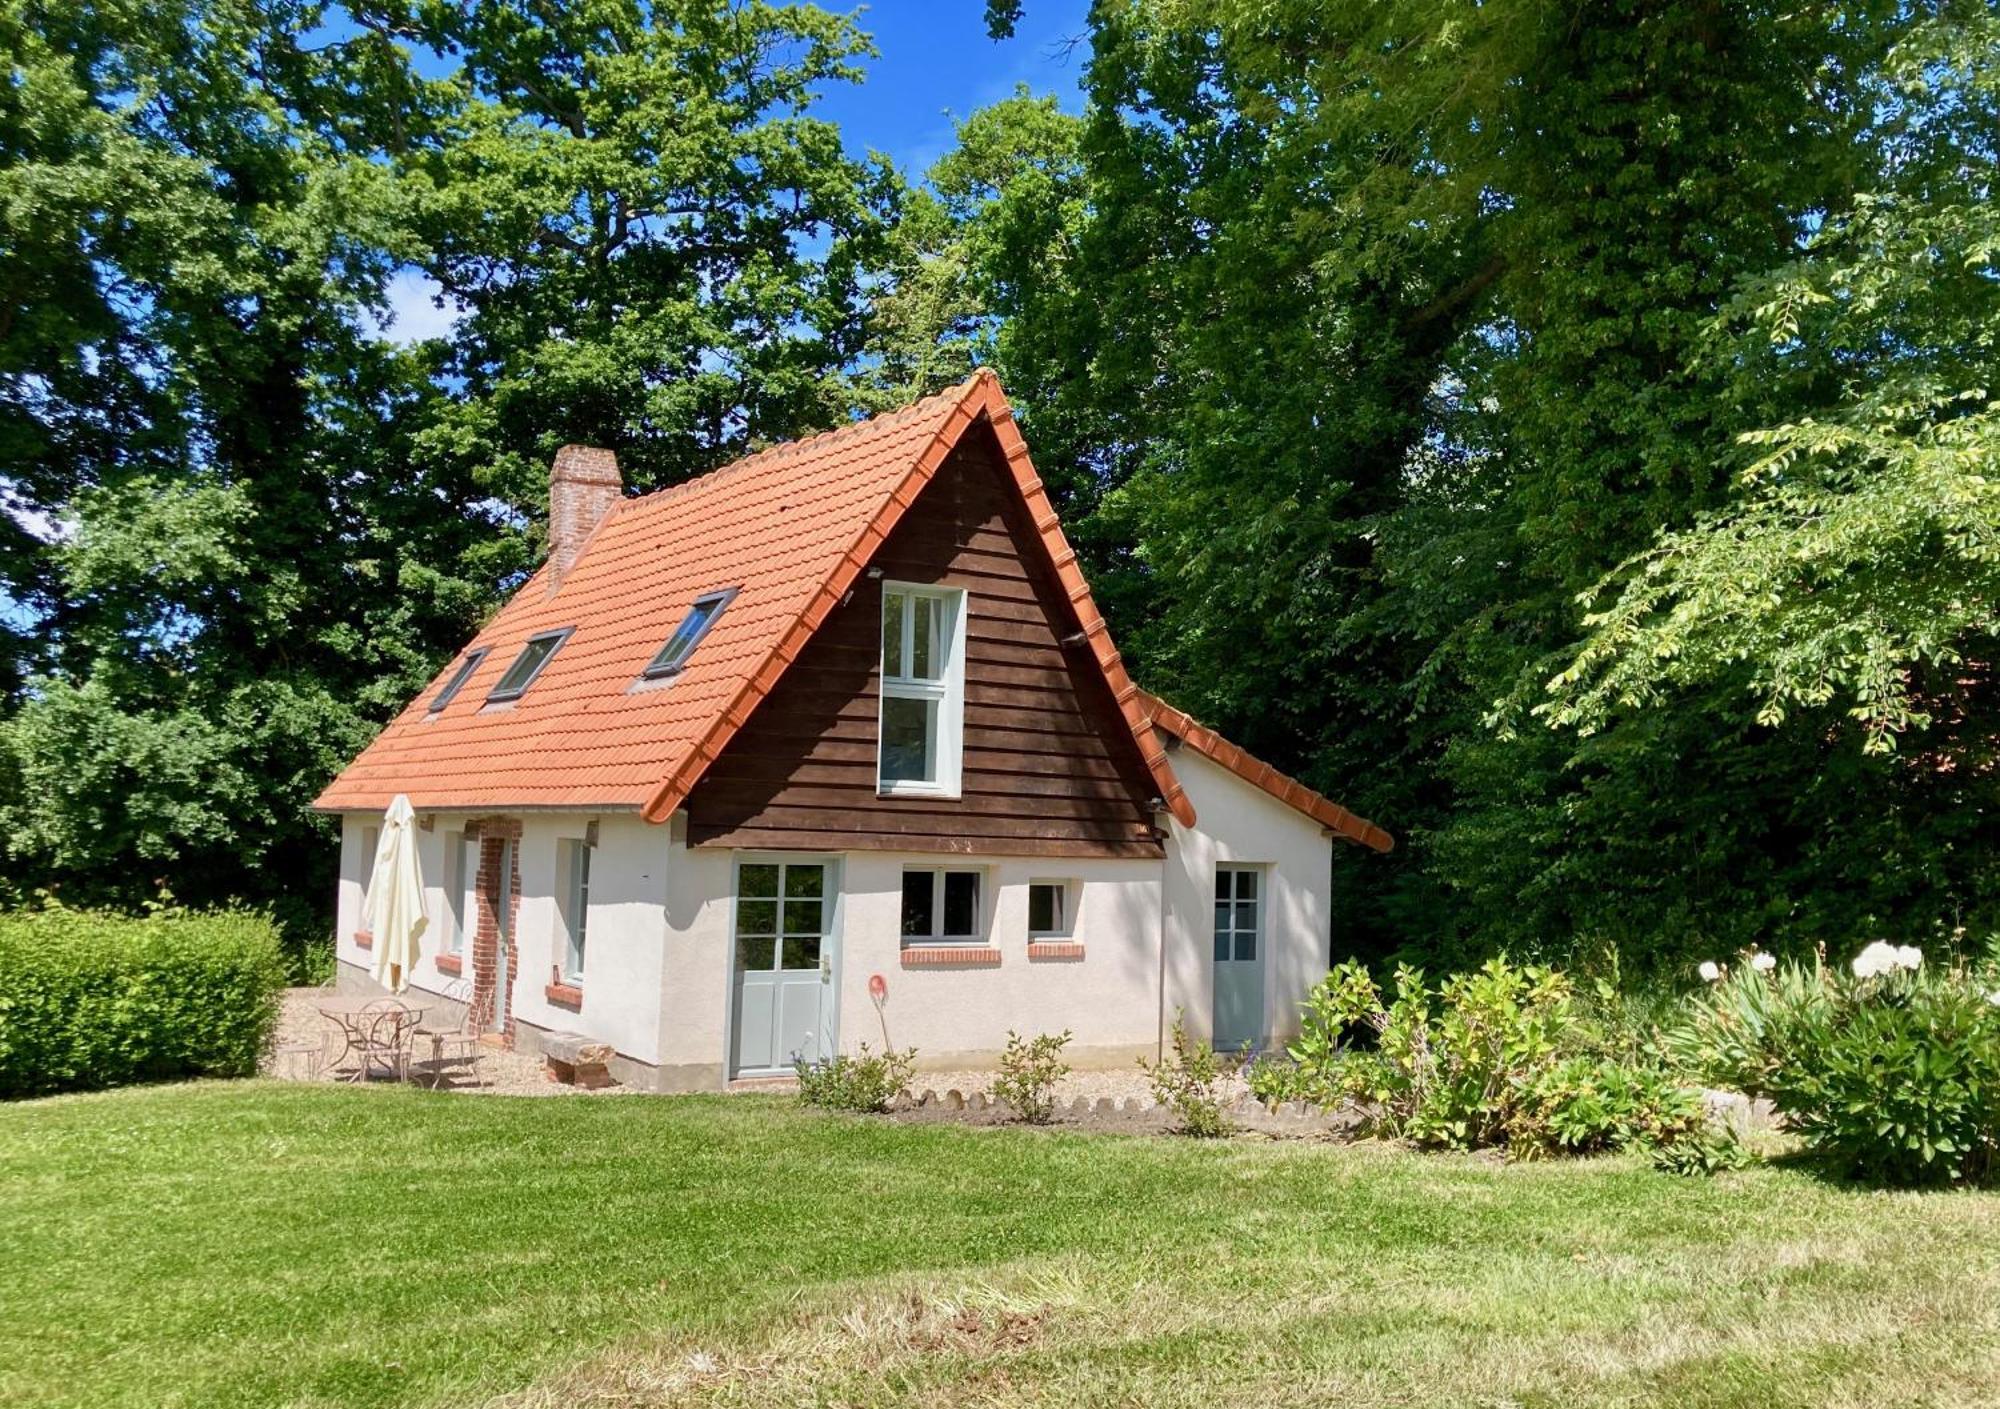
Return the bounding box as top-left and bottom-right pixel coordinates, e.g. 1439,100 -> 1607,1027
547,445 -> 621,591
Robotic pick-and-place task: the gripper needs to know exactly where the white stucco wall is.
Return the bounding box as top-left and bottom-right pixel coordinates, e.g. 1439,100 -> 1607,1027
333,810 -> 670,1071
1161,748 -> 1336,1048
832,851 -> 1165,1070
331,752 -> 1342,1087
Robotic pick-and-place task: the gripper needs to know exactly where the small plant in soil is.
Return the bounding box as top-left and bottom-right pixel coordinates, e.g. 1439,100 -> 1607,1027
794,1044 -> 916,1113
991,1029 -> 1072,1124
1140,1015 -> 1232,1138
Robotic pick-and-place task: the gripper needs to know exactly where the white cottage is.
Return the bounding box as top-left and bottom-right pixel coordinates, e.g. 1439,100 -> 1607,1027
315,372 -> 1391,1090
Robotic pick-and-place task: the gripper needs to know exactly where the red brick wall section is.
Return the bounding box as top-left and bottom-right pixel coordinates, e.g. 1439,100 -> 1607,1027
470,818 -> 524,1045
547,445 -> 621,590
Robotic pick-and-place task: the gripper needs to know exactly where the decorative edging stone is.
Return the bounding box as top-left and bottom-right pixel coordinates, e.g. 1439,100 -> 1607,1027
887,1085 -> 1361,1139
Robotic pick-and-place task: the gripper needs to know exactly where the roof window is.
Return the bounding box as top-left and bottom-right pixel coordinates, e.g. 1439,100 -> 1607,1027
428,648 -> 489,713
642,588 -> 737,680
487,628 -> 572,703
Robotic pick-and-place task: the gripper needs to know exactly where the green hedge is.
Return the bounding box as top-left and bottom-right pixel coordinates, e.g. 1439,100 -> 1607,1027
0,909 -> 286,1099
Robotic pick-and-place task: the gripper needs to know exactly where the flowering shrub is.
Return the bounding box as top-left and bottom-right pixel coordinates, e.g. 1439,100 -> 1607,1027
1670,946 -> 2000,1187
991,1029 -> 1071,1124
1292,958 -> 1705,1160
794,1043 -> 916,1113
1139,1016 -> 1232,1137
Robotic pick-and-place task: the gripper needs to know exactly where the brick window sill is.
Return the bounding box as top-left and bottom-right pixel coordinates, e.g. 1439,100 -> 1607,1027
545,981 -> 584,1009
434,952 -> 463,977
900,945 -> 1001,969
353,929 -> 373,950
1027,940 -> 1085,961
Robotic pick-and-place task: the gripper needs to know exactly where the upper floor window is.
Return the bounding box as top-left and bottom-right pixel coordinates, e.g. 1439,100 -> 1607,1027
487,628 -> 572,703
878,583 -> 965,795
429,648 -> 488,713
643,588 -> 737,679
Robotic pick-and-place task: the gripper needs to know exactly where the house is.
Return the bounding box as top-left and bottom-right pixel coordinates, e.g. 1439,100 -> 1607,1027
314,372 -> 1391,1090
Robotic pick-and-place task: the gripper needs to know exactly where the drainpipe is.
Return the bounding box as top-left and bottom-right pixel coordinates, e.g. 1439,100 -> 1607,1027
1155,806 -> 1173,1064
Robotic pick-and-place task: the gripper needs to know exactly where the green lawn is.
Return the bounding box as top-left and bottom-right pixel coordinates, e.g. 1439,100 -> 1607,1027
3,1083 -> 1998,1408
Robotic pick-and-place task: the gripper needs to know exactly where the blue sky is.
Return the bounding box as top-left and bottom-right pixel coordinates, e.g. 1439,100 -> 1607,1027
379,0 -> 1095,341
816,1 -> 1093,174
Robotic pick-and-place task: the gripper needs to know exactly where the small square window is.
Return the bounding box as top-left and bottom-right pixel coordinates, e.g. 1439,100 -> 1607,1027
1028,881 -> 1069,937
901,868 -> 982,943
488,628 -> 572,702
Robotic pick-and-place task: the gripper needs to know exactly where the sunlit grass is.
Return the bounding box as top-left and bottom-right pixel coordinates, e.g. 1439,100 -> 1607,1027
1,1081 -> 1996,1407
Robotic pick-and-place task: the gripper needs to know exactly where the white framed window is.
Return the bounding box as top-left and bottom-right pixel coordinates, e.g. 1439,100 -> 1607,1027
359,825 -> 380,903
877,583 -> 966,796
442,831 -> 469,954
901,868 -> 983,944
558,837 -> 591,982
1028,880 -> 1073,938
1214,867 -> 1260,962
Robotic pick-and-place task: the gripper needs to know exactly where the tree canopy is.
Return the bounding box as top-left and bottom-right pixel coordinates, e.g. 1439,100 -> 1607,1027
3,0 -> 1994,972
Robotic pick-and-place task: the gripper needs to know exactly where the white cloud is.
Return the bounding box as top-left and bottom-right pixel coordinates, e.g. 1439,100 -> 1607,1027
366,269 -> 464,345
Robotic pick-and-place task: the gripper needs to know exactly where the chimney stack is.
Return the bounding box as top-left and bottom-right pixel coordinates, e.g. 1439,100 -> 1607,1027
547,444 -> 621,591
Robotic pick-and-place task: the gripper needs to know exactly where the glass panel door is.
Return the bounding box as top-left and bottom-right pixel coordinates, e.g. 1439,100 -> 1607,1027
731,861 -> 835,1075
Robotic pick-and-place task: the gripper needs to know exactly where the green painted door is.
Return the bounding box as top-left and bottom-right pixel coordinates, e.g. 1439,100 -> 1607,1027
731,861 -> 834,1075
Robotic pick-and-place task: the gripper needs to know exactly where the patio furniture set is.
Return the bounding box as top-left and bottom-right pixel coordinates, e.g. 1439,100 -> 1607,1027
275,985 -> 491,1087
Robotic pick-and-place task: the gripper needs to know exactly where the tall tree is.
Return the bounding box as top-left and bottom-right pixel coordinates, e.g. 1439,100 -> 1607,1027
0,0 -> 900,959
952,0 -> 1999,965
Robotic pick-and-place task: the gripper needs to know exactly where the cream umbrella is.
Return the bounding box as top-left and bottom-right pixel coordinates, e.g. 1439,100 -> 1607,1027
363,795 -> 429,994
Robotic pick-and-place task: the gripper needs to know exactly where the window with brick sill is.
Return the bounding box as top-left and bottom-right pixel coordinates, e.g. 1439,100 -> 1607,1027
545,970 -> 583,1008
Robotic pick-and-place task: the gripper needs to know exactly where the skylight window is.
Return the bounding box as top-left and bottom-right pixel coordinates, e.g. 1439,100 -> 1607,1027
429,648 -> 489,713
642,588 -> 737,680
486,628 -> 572,703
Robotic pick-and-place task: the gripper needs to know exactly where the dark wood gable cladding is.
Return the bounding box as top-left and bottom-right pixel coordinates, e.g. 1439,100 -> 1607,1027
683,425 -> 1165,858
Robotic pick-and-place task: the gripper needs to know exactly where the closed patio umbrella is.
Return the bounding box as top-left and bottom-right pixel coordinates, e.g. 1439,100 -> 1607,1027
364,795 -> 428,994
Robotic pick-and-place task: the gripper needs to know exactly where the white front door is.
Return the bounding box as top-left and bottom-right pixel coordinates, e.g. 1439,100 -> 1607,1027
731,860 -> 836,1075
1212,866 -> 1264,1049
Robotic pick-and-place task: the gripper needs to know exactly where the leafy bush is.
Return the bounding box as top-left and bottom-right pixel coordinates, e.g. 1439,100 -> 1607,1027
991,1029 -> 1071,1124
0,907 -> 286,1098
793,1043 -> 916,1114
1651,1123 -> 1753,1178
1139,1015 -> 1231,1137
1245,1053 -> 1307,1105
1295,958 -> 1706,1160
1670,948 -> 2000,1187
1513,1055 -> 1708,1159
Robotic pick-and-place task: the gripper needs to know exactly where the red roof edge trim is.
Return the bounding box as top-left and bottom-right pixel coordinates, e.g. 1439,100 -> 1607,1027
1139,689 -> 1394,853
977,383 -> 1196,829
638,380 -> 988,824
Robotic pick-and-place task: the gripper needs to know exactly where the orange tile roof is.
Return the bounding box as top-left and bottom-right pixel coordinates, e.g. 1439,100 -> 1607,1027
314,372 -> 1196,828
1140,690 -> 1394,852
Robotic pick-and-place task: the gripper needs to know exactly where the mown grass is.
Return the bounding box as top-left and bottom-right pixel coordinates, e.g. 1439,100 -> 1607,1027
2,1082 -> 1997,1408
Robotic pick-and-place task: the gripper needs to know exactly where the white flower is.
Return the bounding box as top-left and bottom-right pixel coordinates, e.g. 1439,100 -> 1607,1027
1750,952 -> 1776,973
1895,945 -> 1923,972
1698,961 -> 1722,983
1988,990 -> 2000,1007
1852,941 -> 1899,979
